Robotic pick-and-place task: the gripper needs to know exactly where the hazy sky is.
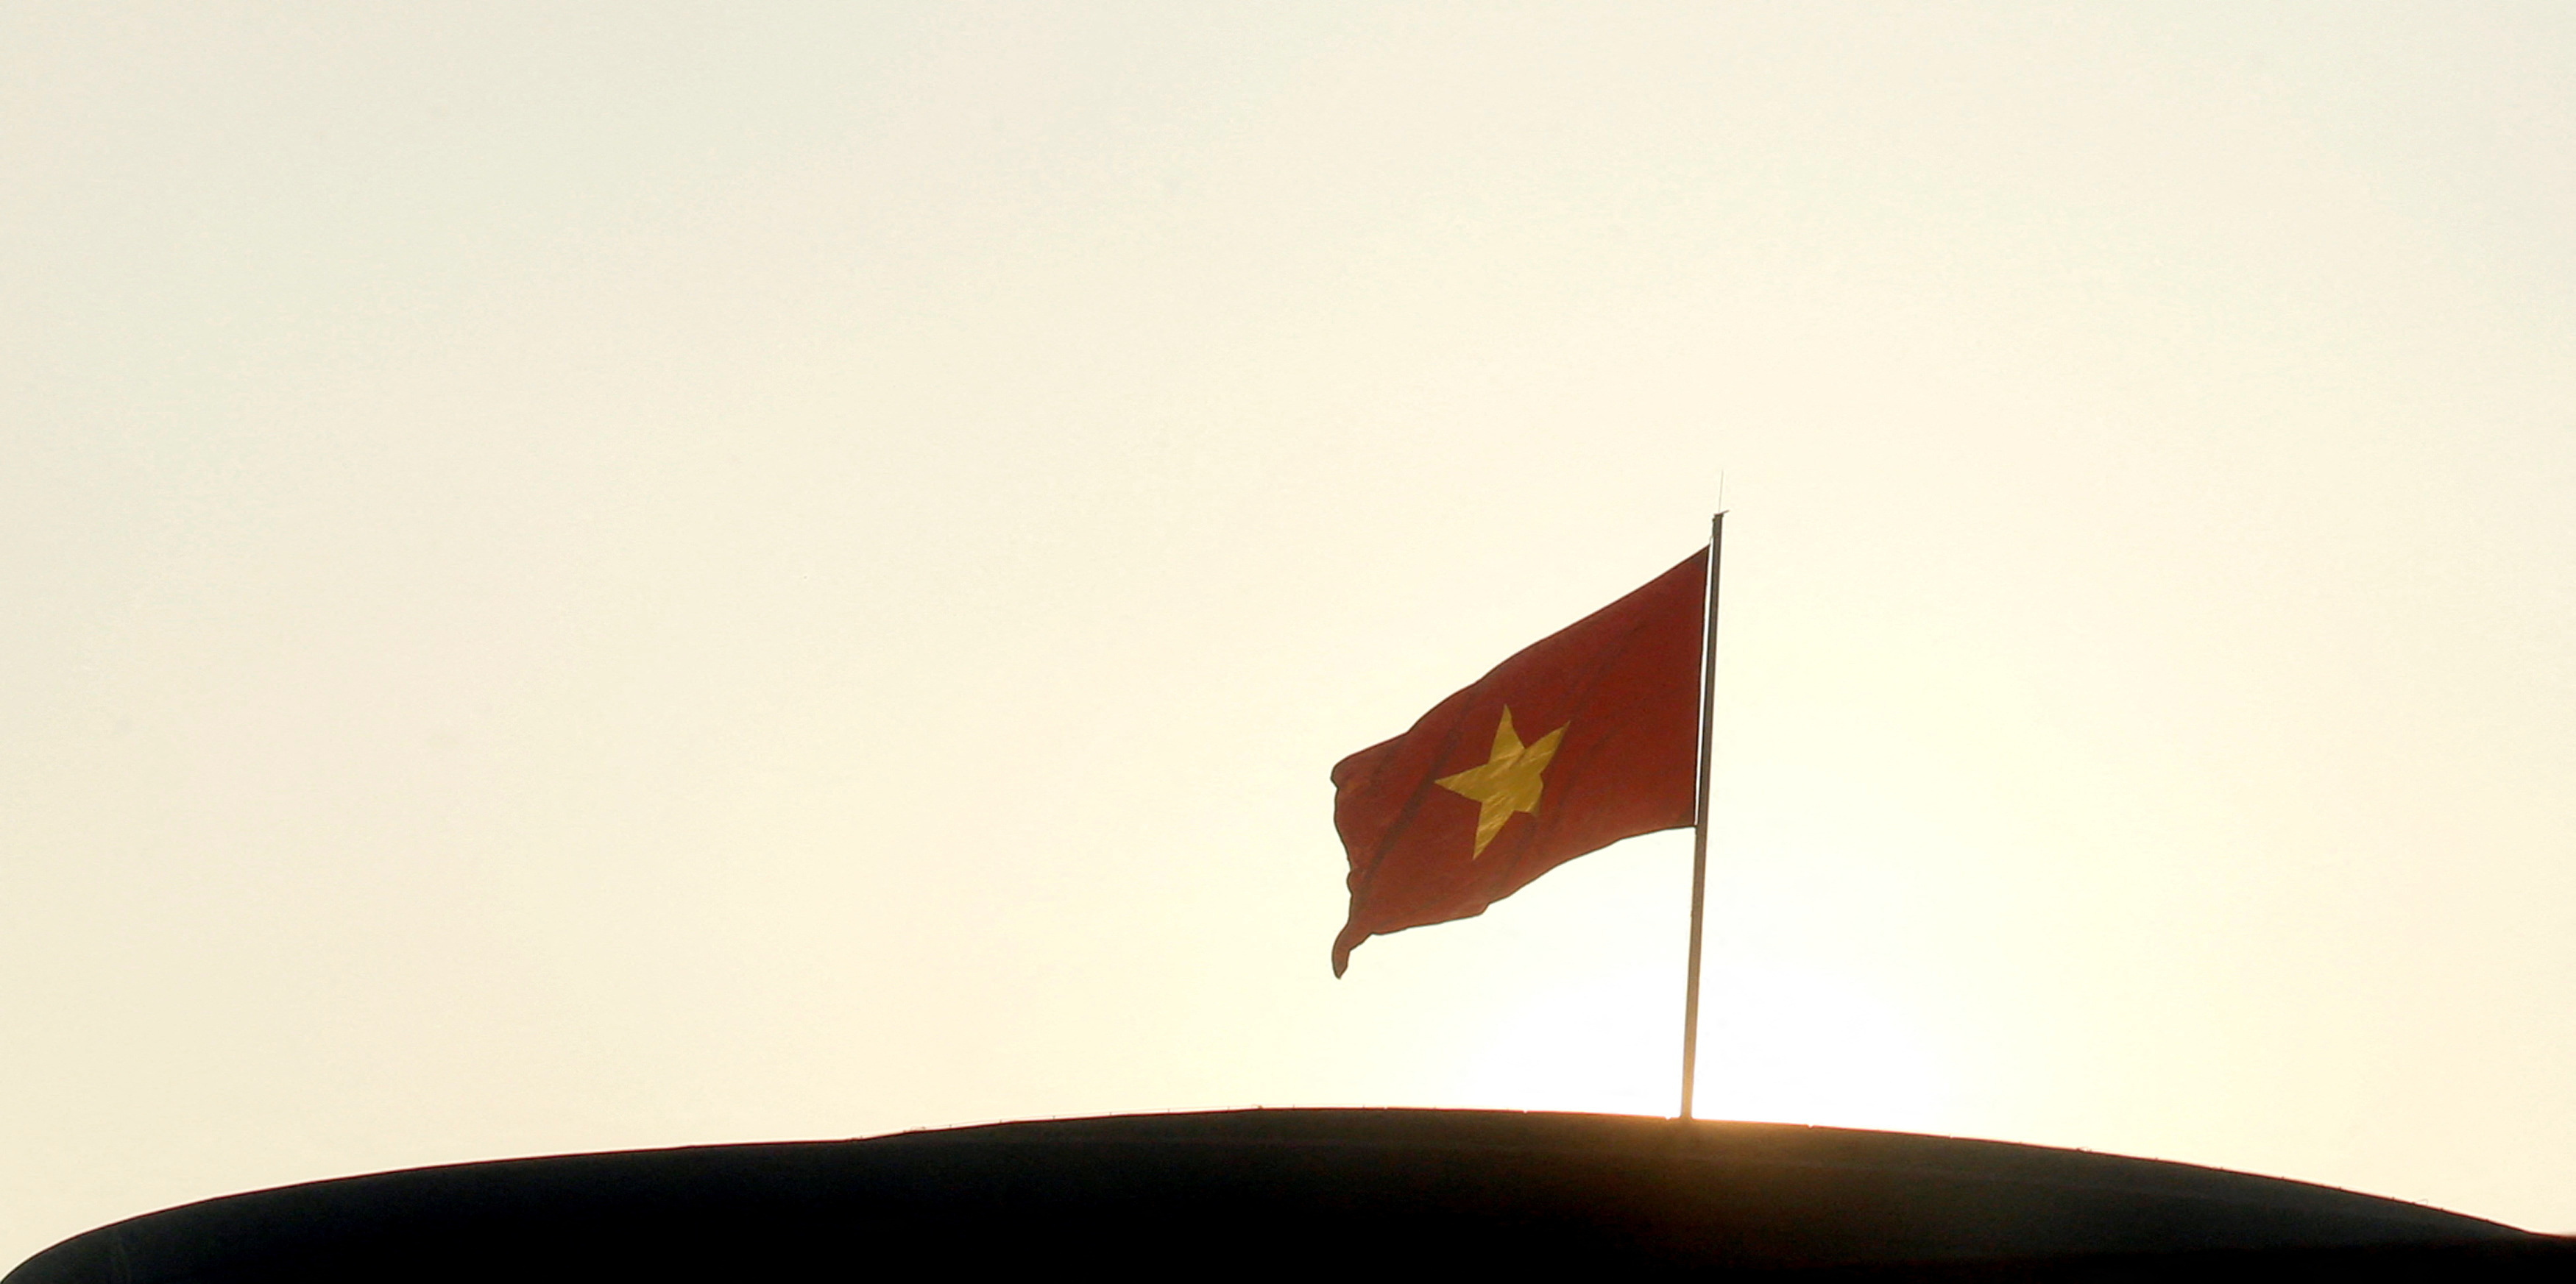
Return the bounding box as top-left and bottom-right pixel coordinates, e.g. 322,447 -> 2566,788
7,2 -> 2573,1262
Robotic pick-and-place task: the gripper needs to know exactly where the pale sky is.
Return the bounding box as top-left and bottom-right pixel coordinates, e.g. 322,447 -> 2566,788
6,2 -> 2573,1263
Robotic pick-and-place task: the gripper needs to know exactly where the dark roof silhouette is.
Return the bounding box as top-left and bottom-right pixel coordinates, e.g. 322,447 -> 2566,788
9,1108 -> 2563,1280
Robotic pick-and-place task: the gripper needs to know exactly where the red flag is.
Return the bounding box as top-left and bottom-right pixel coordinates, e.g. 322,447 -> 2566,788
1331,549 -> 1708,976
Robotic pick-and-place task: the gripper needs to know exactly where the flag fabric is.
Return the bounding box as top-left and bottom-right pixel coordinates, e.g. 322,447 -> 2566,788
1330,549 -> 1708,976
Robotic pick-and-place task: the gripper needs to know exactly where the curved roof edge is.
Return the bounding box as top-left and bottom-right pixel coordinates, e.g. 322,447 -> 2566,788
8,1109 -> 2541,1281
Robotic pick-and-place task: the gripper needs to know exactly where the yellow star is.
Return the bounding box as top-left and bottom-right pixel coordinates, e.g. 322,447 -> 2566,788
1436,706 -> 1568,859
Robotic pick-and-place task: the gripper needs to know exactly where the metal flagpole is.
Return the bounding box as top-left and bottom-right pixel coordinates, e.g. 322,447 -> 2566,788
1680,510 -> 1724,1121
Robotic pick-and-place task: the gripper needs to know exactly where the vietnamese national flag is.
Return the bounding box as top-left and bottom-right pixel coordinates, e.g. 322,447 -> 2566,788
1330,549 -> 1708,976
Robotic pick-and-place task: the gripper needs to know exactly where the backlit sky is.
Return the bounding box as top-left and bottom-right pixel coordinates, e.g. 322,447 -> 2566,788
7,3 -> 2573,1261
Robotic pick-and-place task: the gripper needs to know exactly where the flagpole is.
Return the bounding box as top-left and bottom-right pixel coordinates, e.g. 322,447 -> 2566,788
1680,510 -> 1724,1121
